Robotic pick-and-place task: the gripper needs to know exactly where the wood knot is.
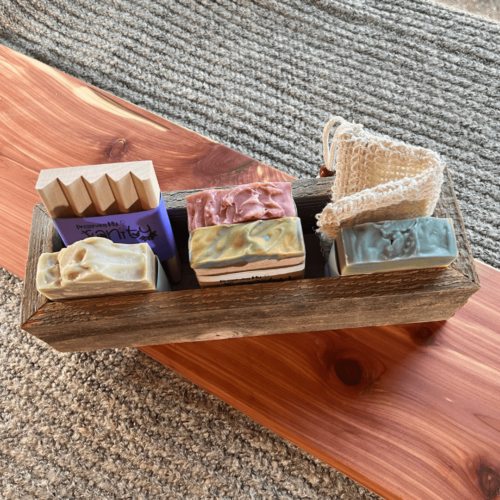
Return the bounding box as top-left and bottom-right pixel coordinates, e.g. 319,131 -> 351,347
408,321 -> 446,346
478,465 -> 500,499
319,165 -> 335,178
323,344 -> 385,395
410,325 -> 435,346
334,358 -> 363,386
108,139 -> 127,158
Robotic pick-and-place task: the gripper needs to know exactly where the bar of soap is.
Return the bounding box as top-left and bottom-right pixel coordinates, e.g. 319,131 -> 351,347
336,217 -> 458,275
189,217 -> 306,286
37,237 -> 157,300
186,182 -> 296,231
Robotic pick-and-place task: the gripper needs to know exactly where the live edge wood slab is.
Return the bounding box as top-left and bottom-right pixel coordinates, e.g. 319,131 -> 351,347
2,44 -> 498,500
20,168 -> 479,352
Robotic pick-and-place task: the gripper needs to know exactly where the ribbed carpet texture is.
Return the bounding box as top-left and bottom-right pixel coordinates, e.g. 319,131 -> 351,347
0,0 -> 499,499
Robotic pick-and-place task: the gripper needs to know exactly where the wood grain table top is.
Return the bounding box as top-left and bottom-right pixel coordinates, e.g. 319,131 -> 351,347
1,44 -> 499,500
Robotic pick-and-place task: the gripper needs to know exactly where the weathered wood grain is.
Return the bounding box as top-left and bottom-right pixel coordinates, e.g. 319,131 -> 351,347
20,173 -> 479,352
140,260 -> 500,500
22,267 -> 474,352
433,167 -> 479,285
0,44 -> 293,279
19,205 -> 62,329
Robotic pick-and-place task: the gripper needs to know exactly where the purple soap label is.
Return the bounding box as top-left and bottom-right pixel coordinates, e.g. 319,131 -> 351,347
53,195 -> 176,262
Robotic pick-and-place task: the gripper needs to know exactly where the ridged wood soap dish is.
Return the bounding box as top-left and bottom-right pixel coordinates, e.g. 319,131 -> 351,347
20,168 -> 480,352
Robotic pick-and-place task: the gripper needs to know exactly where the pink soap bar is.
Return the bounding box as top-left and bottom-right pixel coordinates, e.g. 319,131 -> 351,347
186,182 -> 296,231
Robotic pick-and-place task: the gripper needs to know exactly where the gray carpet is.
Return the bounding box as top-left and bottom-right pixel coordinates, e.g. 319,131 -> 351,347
0,0 -> 499,498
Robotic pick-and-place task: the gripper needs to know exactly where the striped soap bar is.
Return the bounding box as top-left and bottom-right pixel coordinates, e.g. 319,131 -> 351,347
189,217 -> 305,287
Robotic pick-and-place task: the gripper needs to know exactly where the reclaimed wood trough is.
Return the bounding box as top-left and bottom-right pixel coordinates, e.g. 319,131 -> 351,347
20,167 -> 479,352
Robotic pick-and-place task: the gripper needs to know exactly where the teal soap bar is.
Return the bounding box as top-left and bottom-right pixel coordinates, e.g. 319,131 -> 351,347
336,217 -> 458,275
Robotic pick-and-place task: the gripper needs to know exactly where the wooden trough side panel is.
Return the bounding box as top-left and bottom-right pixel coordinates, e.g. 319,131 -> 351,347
432,167 -> 479,286
19,205 -> 62,328
22,267 -> 475,352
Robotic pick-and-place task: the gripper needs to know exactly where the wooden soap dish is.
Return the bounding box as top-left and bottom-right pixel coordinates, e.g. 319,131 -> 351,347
20,168 -> 480,352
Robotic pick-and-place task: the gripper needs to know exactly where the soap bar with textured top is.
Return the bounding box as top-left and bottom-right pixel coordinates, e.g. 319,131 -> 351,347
336,217 -> 458,275
189,217 -> 305,286
186,182 -> 296,231
37,237 -> 158,300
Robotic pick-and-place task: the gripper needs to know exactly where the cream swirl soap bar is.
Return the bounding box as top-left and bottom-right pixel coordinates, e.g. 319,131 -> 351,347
189,217 -> 305,287
37,237 -> 168,300
186,182 -> 296,231
335,217 -> 458,276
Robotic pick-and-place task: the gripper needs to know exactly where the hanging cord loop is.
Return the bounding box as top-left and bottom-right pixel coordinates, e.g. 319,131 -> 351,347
322,116 -> 346,173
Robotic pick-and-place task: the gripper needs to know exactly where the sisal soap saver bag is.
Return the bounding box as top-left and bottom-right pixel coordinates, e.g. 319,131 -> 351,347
316,117 -> 445,248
